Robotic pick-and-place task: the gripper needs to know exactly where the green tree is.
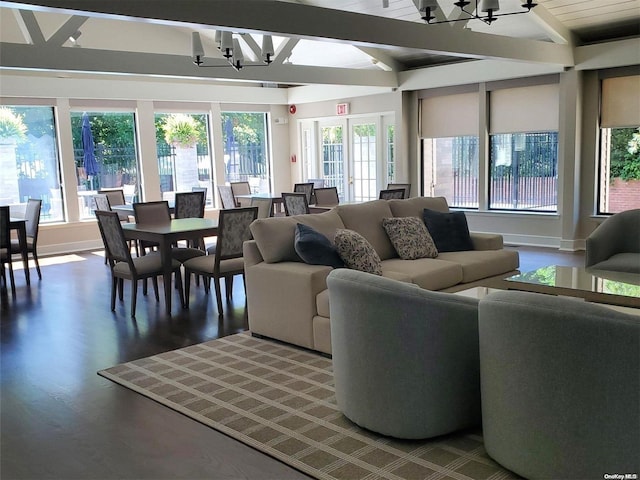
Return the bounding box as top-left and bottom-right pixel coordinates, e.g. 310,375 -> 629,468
610,127 -> 640,180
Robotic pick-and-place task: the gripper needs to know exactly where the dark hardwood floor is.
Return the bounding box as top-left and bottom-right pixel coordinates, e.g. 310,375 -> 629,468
1,246 -> 584,480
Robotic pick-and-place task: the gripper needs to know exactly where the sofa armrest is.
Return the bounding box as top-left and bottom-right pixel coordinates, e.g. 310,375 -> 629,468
245,260 -> 332,350
243,240 -> 264,268
470,232 -> 503,250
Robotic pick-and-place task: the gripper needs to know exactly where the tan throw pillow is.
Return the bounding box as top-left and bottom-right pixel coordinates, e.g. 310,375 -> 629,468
334,229 -> 383,276
382,216 -> 439,260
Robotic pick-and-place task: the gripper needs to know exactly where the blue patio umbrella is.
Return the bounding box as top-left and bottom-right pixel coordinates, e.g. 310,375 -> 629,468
81,112 -> 99,188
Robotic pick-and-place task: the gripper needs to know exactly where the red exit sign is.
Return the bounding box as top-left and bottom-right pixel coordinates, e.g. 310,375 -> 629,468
336,103 -> 350,115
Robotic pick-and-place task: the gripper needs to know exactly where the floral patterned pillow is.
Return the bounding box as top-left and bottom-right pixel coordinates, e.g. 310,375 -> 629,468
333,229 -> 383,276
382,217 -> 439,260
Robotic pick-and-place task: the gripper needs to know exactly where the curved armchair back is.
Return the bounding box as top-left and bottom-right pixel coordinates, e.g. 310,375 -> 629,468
327,269 -> 481,439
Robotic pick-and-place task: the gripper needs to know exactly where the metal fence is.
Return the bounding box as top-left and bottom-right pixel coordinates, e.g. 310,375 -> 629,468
446,133 -> 558,211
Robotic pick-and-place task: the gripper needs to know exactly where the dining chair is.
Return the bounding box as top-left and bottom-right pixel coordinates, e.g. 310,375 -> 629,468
387,183 -> 411,199
313,187 -> 340,206
379,188 -> 406,200
191,186 -> 208,205
282,192 -> 310,216
99,189 -> 129,221
0,206 -> 15,293
95,210 -> 185,317
308,178 -> 325,189
294,182 -> 314,204
230,181 -> 251,206
183,207 -> 258,315
93,193 -> 111,212
175,191 -> 207,249
251,196 -> 273,218
217,185 -> 238,209
10,198 -> 43,280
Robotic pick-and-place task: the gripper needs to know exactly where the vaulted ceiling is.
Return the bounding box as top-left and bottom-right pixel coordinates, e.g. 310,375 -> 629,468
0,0 -> 638,89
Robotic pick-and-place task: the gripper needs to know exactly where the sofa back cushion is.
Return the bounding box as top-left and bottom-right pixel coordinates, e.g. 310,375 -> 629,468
335,200 -> 397,260
250,210 -> 345,263
388,196 -> 450,218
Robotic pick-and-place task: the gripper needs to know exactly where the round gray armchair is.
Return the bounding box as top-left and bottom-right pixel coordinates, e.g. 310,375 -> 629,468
585,208 -> 640,273
327,269 -> 482,439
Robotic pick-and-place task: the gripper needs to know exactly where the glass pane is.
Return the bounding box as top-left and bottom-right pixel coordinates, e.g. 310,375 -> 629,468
352,123 -> 377,202
71,111 -> 139,219
1,106 -> 63,222
424,136 -> 479,209
221,112 -> 270,193
489,132 -> 558,211
598,127 -> 640,214
155,113 -> 213,207
321,126 -> 344,200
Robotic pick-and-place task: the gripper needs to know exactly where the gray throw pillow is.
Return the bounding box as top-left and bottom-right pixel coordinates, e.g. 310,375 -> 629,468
294,223 -> 344,268
334,229 -> 382,276
382,216 -> 438,260
422,208 -> 474,252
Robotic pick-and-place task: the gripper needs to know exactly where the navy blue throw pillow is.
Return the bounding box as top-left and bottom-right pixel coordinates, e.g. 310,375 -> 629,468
422,209 -> 474,252
294,223 -> 345,268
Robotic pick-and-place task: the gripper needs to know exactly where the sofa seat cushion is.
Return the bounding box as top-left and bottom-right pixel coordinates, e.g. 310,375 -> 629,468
335,200 -> 397,260
316,289 -> 330,318
388,196 -> 450,218
589,253 -> 640,274
436,250 -> 520,283
250,210 -> 345,263
381,258 -> 463,290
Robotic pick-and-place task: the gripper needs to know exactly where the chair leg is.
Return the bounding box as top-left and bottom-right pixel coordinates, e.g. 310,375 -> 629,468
8,262 -> 15,293
118,279 -> 124,301
32,251 -> 42,280
184,269 -> 191,309
214,277 -> 224,316
131,280 -> 138,317
152,277 -> 159,301
111,276 -> 117,311
175,270 -> 185,309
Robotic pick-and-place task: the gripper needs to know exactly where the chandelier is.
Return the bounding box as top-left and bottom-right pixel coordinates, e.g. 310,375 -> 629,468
418,0 -> 537,25
191,32 -> 274,71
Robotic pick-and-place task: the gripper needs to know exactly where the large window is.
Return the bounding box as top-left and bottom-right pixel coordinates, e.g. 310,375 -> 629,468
421,91 -> 479,208
488,83 -> 559,212
321,125 -> 344,199
598,75 -> 640,214
488,132 -> 558,211
221,112 -> 270,192
71,111 -> 139,219
155,113 -> 213,207
386,125 -> 395,183
424,136 -> 479,208
0,106 -> 63,222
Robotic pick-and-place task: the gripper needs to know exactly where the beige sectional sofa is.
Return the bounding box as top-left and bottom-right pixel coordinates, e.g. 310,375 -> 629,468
243,196 -> 519,354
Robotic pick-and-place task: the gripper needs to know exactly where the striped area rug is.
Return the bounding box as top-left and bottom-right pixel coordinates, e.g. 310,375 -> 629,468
98,332 -> 518,480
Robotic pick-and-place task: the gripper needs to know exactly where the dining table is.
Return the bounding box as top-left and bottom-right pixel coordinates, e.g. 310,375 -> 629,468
234,192 -> 283,214
122,217 -> 218,314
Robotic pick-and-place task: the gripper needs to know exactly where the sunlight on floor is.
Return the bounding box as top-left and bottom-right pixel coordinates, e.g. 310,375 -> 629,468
11,254 -> 88,270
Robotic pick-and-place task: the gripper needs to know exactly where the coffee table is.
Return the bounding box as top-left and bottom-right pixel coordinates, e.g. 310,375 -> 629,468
493,265 -> 640,309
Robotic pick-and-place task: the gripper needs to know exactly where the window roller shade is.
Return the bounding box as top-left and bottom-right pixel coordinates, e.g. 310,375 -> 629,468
601,75 -> 640,128
490,83 -> 559,134
421,92 -> 479,138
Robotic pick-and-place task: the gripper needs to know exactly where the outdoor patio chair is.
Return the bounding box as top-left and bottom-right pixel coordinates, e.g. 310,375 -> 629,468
95,209 -> 184,317
282,192 -> 310,216
183,207 -> 258,316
